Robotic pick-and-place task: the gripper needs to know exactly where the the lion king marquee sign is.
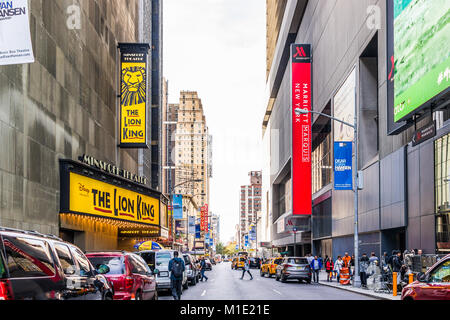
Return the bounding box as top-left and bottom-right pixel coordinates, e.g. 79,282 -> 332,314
118,43 -> 150,149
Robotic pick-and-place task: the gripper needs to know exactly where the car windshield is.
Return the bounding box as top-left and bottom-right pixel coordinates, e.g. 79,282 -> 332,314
156,252 -> 172,267
239,258 -> 246,262
288,258 -> 308,265
87,256 -> 125,275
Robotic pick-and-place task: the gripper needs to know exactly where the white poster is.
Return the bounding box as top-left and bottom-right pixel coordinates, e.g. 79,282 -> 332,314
0,0 -> 35,66
333,68 -> 356,142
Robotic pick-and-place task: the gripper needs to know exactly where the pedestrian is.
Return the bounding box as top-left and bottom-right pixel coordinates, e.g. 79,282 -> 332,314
381,252 -> 389,268
318,255 -> 324,270
359,253 -> 369,288
325,257 -> 334,282
334,256 -> 344,283
369,252 -> 379,265
342,252 -> 351,268
350,255 -> 355,277
168,251 -> 185,300
200,257 -> 209,282
306,254 -> 314,265
240,258 -> 253,280
392,251 -> 404,286
310,256 -> 322,283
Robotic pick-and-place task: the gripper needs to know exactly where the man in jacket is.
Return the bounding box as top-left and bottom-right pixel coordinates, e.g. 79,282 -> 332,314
359,253 -> 370,288
200,257 -> 209,282
240,258 -> 253,280
168,251 -> 185,300
310,256 -> 323,283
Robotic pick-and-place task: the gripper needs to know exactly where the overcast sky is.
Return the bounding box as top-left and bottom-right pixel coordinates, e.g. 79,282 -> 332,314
163,0 -> 267,243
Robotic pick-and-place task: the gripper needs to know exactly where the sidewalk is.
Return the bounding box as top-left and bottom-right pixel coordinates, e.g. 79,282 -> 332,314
317,271 -> 401,300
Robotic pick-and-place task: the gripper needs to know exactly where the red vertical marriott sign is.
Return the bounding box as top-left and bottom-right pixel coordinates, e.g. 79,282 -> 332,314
291,44 -> 312,216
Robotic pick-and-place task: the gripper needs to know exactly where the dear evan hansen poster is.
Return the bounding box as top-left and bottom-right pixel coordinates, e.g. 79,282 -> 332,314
334,142 -> 353,190
0,0 -> 35,66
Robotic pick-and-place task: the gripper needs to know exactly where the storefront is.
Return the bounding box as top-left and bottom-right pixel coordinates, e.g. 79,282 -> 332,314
59,158 -> 169,252
435,132 -> 450,254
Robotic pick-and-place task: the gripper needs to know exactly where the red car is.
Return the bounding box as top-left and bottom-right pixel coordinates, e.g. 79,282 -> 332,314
86,251 -> 158,300
402,254 -> 450,300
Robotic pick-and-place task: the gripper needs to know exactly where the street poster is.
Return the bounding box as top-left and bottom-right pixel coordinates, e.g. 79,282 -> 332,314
172,194 -> 183,220
291,44 -> 312,216
0,0 -> 35,65
118,43 -> 150,148
334,142 -> 353,190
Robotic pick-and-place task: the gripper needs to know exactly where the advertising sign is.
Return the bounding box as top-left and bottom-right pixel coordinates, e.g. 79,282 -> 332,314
200,205 -> 209,232
291,44 -> 312,216
195,224 -> 201,239
412,122 -> 436,147
334,142 -> 353,190
172,194 -> 183,220
66,172 -> 159,226
188,216 -> 195,234
118,43 -> 150,148
333,68 -> 356,142
0,0 -> 34,65
391,0 -> 450,122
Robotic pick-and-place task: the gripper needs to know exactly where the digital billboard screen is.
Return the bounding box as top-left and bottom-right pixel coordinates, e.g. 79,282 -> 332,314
392,0 -> 449,123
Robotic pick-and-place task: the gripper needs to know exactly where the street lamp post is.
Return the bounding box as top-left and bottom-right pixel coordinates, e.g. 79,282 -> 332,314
170,179 -> 203,251
296,108 -> 361,287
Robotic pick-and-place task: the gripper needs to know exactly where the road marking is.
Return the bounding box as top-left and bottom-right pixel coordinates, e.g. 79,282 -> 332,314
201,290 -> 206,297
273,289 -> 282,295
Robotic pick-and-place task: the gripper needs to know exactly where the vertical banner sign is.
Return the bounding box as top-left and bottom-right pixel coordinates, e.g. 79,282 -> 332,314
118,43 -> 150,148
200,206 -> 206,231
291,44 -> 312,216
172,194 -> 183,220
334,142 -> 353,190
188,216 -> 195,234
195,224 -> 201,239
0,0 -> 34,66
204,204 -> 209,233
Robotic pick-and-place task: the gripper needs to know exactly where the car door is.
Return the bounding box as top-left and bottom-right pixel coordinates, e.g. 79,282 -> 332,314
420,259 -> 450,300
129,255 -> 154,300
53,243 -> 86,300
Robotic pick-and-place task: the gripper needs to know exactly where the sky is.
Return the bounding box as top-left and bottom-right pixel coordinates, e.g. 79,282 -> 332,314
163,0 -> 267,243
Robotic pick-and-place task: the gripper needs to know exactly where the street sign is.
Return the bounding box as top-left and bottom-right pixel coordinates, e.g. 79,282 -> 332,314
412,122 -> 436,147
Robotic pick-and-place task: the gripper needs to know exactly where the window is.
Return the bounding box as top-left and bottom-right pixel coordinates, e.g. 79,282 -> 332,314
71,247 -> 91,276
55,244 -> 77,275
429,260 -> 450,283
287,258 -> 308,265
129,255 -> 148,275
87,256 -> 125,275
3,236 -> 55,278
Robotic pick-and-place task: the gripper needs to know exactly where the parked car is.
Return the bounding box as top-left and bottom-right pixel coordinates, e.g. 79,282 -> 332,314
260,257 -> 283,278
136,250 -> 188,292
249,257 -> 262,269
86,251 -> 158,300
0,227 -> 114,300
275,257 -> 312,283
402,254 -> 450,300
183,253 -> 199,286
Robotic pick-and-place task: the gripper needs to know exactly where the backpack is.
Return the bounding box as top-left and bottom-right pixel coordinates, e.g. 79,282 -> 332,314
171,258 -> 183,278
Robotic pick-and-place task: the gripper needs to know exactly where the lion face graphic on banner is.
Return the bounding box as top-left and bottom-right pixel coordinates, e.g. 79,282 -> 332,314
121,66 -> 146,106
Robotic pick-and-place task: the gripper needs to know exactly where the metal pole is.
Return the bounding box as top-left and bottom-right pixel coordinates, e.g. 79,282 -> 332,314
353,112 -> 361,287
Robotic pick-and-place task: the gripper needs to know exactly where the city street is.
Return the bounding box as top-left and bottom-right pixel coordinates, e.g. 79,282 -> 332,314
159,262 -> 375,300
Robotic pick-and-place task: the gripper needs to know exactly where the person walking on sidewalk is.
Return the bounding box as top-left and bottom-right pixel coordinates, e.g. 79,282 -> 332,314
334,256 -> 344,283
310,256 -> 322,283
240,258 -> 253,280
200,257 -> 209,282
325,257 -> 334,282
359,253 -> 370,288
168,251 -> 185,300
369,252 -> 379,265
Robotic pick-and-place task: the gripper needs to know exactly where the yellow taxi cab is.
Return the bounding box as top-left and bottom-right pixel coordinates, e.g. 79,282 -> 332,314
231,257 -> 238,269
260,257 -> 283,278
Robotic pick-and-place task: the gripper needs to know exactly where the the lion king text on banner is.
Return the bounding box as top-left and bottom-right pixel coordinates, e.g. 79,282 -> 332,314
291,44 -> 312,216
118,43 -> 150,149
0,0 -> 35,65
66,172 -> 160,226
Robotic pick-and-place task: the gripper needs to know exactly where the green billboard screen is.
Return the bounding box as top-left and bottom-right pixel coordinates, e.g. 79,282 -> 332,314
393,0 -> 450,122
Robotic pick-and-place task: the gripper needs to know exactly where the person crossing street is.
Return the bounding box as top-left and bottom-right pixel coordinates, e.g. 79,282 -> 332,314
200,257 -> 209,282
168,251 -> 185,300
310,256 -> 323,283
240,258 -> 253,280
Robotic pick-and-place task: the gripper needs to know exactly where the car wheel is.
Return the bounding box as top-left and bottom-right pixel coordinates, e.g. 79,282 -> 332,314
306,279 -> 311,284
135,291 -> 143,301
275,274 -> 280,281
281,276 -> 287,283
152,291 -> 158,300
260,270 -> 264,277
183,280 -> 189,290
104,293 -> 113,301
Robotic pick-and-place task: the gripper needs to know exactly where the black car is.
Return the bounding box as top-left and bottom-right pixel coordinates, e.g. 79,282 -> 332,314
0,227 -> 114,300
249,258 -> 262,269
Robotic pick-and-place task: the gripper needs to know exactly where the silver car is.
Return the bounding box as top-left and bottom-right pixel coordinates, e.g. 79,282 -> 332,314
136,250 -> 188,292
275,257 -> 312,283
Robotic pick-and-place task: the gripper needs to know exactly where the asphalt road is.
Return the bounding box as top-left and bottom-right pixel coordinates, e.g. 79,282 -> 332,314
159,262 -> 375,300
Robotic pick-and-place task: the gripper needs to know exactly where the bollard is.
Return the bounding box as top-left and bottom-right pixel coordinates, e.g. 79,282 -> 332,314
393,272 -> 397,296
409,273 -> 414,284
